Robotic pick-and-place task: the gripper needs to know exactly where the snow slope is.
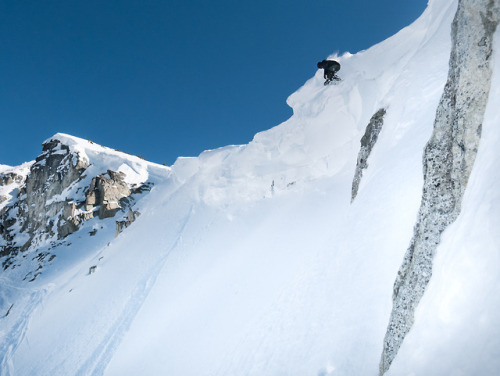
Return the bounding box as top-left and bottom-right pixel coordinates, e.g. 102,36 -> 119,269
2,0 -> 499,374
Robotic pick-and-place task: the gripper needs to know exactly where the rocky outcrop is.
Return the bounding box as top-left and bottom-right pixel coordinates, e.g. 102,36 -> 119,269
0,172 -> 24,186
379,0 -> 500,374
15,139 -> 89,251
351,108 -> 387,202
57,202 -> 94,238
115,209 -> 140,237
1,140 -> 87,258
85,170 -> 130,219
1,138 -> 150,267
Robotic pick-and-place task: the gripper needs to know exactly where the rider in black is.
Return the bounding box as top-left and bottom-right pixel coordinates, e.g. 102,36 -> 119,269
317,59 -> 341,85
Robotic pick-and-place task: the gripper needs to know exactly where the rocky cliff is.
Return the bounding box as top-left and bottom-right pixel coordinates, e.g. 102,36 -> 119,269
380,0 -> 500,373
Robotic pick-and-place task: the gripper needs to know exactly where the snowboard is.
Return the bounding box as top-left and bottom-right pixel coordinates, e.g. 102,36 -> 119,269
324,76 -> 342,86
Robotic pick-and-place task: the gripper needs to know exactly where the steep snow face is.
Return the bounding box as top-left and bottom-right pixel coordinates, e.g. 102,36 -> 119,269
2,0 -> 499,375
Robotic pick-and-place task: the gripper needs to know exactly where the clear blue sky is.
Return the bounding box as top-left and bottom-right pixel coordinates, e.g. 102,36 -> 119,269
0,0 -> 427,166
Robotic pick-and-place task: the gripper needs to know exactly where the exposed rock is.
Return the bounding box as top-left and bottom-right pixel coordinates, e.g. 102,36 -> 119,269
85,170 -> 131,219
115,209 -> 140,237
62,201 -> 77,219
0,134 -> 158,283
1,140 -> 88,257
15,139 -> 89,251
0,138 -> 143,260
59,168 -> 139,238
379,1 -> 500,374
0,137 -> 150,260
0,172 -> 24,186
58,202 -> 81,238
4,304 -> 13,317
351,108 -> 387,202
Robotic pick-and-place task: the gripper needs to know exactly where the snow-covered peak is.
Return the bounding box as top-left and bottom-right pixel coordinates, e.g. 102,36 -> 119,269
46,132 -> 168,166
42,132 -> 171,189
0,132 -> 172,283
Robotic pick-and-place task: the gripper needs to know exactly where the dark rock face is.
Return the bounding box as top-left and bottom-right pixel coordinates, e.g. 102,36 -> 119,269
379,0 -> 500,374
0,140 -> 87,259
16,140 -> 89,250
351,108 -> 387,202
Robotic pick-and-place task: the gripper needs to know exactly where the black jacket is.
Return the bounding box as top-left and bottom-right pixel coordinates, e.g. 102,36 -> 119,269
317,59 -> 340,74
